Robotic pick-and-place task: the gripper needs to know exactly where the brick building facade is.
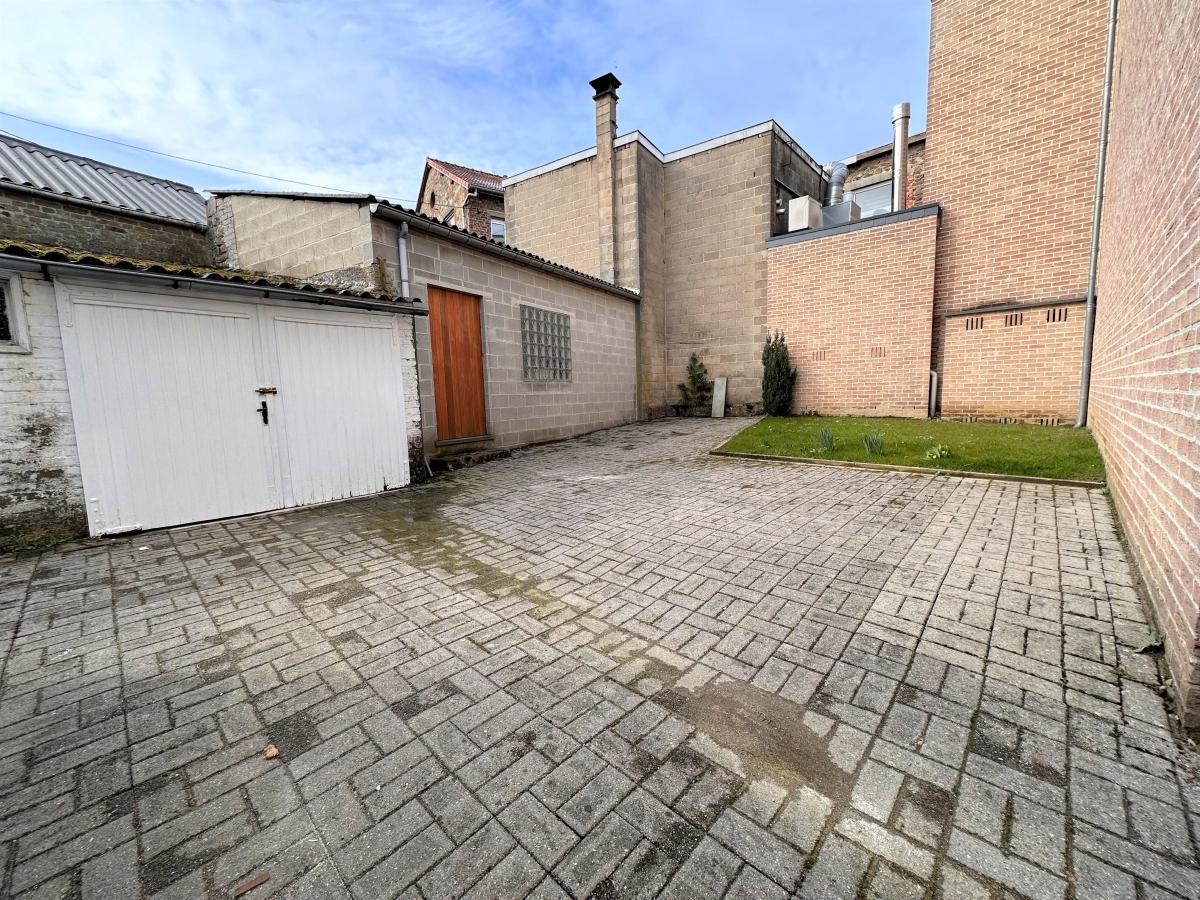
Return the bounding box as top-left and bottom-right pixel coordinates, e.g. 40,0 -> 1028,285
416,158 -> 506,240
1089,0 -> 1200,725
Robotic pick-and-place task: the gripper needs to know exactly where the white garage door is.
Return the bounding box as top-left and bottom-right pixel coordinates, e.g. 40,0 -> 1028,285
58,284 -> 410,535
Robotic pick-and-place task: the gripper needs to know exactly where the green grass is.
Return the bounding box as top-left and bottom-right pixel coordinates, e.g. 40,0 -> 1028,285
716,416 -> 1106,482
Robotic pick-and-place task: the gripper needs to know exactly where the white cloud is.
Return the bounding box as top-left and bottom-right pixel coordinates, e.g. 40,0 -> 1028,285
1,0 -> 929,204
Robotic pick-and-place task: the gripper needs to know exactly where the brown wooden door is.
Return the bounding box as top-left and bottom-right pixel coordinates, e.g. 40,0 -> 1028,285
428,286 -> 487,441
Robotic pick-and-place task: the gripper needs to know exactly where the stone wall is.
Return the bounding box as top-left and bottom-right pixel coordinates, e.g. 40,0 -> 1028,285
0,270 -> 87,551
371,219 -> 638,453
766,208 -> 938,417
0,187 -> 210,264
845,139 -> 926,209
1090,0 -> 1200,728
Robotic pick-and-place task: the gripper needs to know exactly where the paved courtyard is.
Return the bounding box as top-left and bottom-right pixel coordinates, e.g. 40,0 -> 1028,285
1,418 -> 1198,899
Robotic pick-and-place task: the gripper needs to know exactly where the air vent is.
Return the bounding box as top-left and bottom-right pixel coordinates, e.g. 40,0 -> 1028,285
1004,312 -> 1023,327
1038,417 -> 1061,426
812,349 -> 827,361
965,317 -> 984,331
870,346 -> 887,359
1046,307 -> 1069,323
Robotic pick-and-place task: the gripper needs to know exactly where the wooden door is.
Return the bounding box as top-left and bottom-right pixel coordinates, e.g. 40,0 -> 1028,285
428,286 -> 487,441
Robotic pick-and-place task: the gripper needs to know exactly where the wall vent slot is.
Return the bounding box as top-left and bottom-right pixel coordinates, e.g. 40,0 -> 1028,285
870,346 -> 887,358
965,316 -> 984,331
1004,312 -> 1024,327
812,350 -> 827,361
1038,417 -> 1061,426
1046,307 -> 1069,323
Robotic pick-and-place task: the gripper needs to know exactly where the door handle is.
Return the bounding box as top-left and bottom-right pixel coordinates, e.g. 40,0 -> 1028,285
257,400 -> 269,425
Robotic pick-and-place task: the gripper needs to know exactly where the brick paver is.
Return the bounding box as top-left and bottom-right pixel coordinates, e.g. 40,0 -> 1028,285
1,418 -> 1197,898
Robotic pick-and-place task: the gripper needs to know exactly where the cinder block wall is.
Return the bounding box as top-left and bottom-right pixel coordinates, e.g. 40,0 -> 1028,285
1090,0 -> 1200,728
0,274 -> 87,551
0,188 -> 210,265
942,302 -> 1085,422
663,133 -> 773,413
504,159 -> 601,279
766,210 -> 938,417
209,195 -> 375,282
372,221 -> 638,453
924,0 -> 1107,408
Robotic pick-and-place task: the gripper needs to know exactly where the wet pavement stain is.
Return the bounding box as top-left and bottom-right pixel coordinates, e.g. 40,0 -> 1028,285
658,679 -> 853,802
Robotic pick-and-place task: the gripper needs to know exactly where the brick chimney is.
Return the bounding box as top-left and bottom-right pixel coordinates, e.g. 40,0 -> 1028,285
590,72 -> 621,284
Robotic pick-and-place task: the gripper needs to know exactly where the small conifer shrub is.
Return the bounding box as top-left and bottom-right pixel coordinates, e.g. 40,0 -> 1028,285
677,352 -> 714,412
761,331 -> 797,416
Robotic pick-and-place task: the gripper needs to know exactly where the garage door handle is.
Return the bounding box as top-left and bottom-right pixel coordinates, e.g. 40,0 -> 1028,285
257,401 -> 269,425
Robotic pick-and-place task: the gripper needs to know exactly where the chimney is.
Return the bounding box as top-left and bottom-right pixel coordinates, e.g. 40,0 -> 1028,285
590,72 -> 621,284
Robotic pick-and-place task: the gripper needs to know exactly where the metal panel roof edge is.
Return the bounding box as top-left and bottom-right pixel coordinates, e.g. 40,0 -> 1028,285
0,239 -> 419,311
0,181 -> 207,231
373,202 -> 640,302
764,202 -> 940,248
0,134 -> 199,191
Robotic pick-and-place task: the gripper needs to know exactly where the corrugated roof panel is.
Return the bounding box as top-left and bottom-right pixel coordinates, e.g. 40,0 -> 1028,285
0,135 -> 207,226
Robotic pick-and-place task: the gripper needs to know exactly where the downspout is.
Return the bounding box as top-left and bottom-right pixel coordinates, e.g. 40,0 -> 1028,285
1076,0 -> 1119,427
397,221 -> 412,297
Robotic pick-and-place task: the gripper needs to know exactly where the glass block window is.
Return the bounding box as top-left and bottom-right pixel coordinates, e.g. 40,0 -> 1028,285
521,305 -> 571,381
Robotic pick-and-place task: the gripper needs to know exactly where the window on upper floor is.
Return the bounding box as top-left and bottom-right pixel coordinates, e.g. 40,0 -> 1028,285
846,180 -> 892,218
490,217 -> 506,242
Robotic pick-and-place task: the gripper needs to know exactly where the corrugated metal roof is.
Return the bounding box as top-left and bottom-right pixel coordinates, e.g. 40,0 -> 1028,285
0,135 -> 207,226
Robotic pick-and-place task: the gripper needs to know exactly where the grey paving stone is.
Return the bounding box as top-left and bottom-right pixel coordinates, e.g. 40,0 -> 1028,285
797,833 -> 870,899
498,792 -> 578,868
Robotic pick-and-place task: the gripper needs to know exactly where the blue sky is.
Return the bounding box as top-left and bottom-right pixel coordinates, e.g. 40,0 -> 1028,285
0,1 -> 931,206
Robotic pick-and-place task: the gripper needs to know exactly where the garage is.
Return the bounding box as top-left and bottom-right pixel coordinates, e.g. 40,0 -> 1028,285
55,277 -> 416,535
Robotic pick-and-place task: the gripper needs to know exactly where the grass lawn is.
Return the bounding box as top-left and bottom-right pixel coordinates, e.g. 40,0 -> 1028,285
716,416 -> 1106,482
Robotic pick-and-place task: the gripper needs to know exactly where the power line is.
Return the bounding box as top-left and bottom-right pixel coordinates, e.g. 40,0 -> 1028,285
0,109 -> 418,204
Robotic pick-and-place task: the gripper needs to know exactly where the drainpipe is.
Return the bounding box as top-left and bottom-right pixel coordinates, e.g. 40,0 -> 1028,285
397,221 -> 411,297
1076,0 -> 1119,427
892,102 -> 911,212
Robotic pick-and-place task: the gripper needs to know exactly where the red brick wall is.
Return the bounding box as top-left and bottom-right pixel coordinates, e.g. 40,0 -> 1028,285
942,302 -> 1085,422
767,210 -> 938,417
924,0 -> 1108,393
1090,0 -> 1200,727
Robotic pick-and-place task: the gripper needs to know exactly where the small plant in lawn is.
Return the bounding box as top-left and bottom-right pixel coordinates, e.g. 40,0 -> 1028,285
761,331 -> 797,416
819,428 -> 838,451
862,431 -> 884,455
677,353 -> 714,413
925,444 -> 951,461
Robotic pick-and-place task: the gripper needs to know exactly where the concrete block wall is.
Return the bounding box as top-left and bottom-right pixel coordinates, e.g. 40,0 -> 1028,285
213,195 -> 375,280
372,222 -> 637,453
0,271 -> 87,551
0,187 -> 210,265
766,210 -> 938,417
923,0 -> 1107,393
1090,0 -> 1200,727
504,159 -> 601,279
633,144 -> 668,416
941,302 -> 1085,422
664,132 -> 774,413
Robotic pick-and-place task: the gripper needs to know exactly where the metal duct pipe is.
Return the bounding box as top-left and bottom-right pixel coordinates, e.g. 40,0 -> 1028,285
892,102 -> 911,212
827,162 -> 849,205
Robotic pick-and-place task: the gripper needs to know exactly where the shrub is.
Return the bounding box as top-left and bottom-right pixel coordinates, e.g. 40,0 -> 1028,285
678,353 -> 714,410
762,331 -> 797,416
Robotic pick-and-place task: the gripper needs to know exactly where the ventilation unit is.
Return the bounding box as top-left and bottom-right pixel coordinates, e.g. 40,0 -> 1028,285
788,196 -> 823,231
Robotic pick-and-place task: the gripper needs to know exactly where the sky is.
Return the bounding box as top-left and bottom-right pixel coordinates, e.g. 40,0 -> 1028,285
0,1 -> 931,207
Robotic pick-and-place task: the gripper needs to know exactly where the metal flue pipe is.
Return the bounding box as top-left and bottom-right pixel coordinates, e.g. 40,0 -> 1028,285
827,162 -> 849,205
892,102 -> 911,212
